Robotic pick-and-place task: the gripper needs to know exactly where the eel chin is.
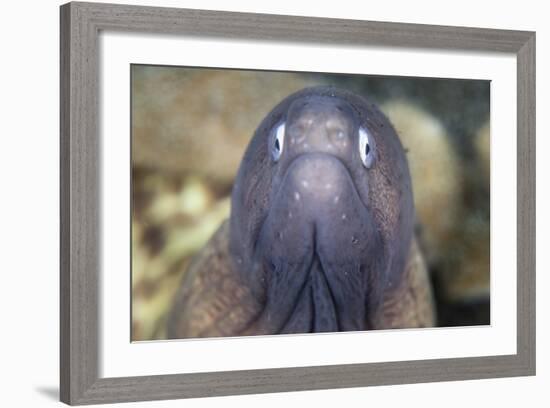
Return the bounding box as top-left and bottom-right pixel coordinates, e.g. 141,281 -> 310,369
245,153 -> 384,334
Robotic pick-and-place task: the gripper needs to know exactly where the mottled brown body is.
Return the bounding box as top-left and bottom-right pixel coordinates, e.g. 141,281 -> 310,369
167,221 -> 435,338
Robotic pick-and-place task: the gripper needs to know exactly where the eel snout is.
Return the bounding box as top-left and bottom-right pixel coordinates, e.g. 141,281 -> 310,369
283,152 -> 361,210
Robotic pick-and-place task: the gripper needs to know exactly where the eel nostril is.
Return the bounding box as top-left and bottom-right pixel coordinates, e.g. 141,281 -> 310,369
289,123 -> 307,144
326,127 -> 348,148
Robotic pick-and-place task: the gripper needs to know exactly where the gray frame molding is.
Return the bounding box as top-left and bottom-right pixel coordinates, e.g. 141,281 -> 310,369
60,1 -> 536,405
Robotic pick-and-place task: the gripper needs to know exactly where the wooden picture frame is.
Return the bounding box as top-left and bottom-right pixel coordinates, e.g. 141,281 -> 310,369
60,2 -> 535,405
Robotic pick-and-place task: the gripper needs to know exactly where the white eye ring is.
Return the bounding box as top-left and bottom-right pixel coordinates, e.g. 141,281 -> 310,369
272,122 -> 285,161
359,127 -> 374,168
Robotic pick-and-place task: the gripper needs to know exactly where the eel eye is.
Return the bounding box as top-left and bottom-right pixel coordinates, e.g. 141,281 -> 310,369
359,127 -> 375,168
272,122 -> 285,162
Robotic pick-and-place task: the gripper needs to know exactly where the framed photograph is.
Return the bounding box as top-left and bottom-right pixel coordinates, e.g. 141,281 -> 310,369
60,1 -> 535,405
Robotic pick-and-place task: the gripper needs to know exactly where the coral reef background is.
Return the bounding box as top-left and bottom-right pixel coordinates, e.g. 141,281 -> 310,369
131,66 -> 490,341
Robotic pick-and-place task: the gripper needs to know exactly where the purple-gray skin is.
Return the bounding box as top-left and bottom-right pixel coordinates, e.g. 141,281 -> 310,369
167,87 -> 431,339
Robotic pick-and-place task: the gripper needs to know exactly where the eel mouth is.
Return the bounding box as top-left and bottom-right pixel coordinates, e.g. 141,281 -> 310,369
278,250 -> 341,334
245,152 -> 374,334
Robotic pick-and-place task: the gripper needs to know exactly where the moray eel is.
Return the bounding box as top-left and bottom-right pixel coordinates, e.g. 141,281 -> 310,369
167,87 -> 435,338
